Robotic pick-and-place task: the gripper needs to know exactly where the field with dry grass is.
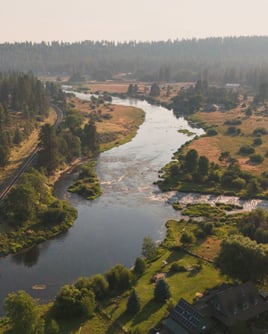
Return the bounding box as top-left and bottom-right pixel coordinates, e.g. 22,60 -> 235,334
77,81 -> 193,104
68,96 -> 145,151
188,104 -> 268,175
0,108 -> 57,183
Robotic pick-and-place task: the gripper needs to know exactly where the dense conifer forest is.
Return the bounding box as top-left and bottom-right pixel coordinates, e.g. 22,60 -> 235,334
1,37 -> 268,88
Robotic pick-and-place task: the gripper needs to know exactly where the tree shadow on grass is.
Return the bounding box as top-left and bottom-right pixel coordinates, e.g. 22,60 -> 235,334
165,249 -> 185,263
105,311 -> 132,334
105,299 -> 164,333
55,317 -> 83,334
132,299 -> 163,326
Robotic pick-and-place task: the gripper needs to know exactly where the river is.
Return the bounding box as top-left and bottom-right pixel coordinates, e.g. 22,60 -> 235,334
0,94 -> 266,311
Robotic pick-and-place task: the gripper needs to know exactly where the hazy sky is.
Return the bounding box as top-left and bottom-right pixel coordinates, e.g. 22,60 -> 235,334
1,0 -> 268,43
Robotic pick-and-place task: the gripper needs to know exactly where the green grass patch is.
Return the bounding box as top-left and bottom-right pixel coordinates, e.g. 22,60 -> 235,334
178,129 -> 196,136
181,203 -> 226,219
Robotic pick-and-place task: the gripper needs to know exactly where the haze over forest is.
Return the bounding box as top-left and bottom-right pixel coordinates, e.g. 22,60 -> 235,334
1,37 -> 268,89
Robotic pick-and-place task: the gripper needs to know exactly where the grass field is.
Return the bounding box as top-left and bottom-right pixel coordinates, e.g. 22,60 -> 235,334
188,104 -> 268,174
67,96 -> 145,151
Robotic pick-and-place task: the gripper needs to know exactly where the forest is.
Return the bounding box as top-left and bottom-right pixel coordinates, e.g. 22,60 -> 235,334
1,37 -> 268,88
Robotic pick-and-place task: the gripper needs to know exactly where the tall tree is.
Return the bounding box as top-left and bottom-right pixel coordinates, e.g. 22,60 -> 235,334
126,289 -> 141,314
39,124 -> 59,174
184,149 -> 199,173
4,290 -> 44,334
141,236 -> 157,261
154,279 -> 171,302
82,119 -> 99,155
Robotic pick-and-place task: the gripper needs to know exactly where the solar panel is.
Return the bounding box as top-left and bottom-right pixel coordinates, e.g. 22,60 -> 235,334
171,298 -> 204,331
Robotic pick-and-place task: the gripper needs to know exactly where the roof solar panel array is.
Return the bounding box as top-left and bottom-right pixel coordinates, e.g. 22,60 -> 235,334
171,298 -> 203,331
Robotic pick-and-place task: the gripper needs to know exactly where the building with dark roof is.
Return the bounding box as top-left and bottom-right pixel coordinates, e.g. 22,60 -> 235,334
162,298 -> 210,334
162,282 -> 268,334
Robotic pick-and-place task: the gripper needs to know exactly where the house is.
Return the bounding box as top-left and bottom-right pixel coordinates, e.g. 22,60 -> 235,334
225,83 -> 240,91
162,298 -> 210,334
203,281 -> 268,327
162,282 -> 268,334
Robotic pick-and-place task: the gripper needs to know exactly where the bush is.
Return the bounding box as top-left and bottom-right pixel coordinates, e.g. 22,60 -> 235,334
207,128 -> 217,136
231,177 -> 246,189
53,284 -> 96,319
253,137 -> 262,146
239,145 -> 255,155
227,126 -> 241,136
180,231 -> 195,244
224,119 -> 242,126
253,127 -> 268,136
249,154 -> 264,164
170,262 -> 187,272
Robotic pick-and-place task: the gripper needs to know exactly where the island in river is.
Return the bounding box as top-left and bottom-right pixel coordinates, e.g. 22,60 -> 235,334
2,83 -> 268,334
0,93 -> 145,257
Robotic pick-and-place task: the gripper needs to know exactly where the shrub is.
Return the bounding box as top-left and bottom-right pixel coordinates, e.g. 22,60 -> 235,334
253,137 -> 262,146
180,231 -> 195,244
231,177 -> 246,189
253,127 -> 268,136
207,128 -> 217,136
249,154 -> 264,164
227,126 -> 241,136
239,145 -> 255,155
170,262 -> 187,272
224,119 -> 242,126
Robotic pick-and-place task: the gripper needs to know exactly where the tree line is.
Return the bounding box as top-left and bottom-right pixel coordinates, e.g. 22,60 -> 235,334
0,72 -> 49,166
1,37 -> 268,89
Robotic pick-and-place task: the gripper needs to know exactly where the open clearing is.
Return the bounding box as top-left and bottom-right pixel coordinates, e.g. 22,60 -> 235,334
188,104 -> 268,174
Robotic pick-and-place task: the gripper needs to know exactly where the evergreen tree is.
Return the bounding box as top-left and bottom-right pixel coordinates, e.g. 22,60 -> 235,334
198,155 -> 209,177
184,149 -> 199,173
150,83 -> 160,97
126,289 -> 141,314
134,257 -> 146,275
82,119 -> 99,155
154,279 -> 171,302
38,124 -> 59,174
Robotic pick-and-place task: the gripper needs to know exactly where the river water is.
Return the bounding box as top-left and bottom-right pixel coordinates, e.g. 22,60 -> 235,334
0,95 -> 266,311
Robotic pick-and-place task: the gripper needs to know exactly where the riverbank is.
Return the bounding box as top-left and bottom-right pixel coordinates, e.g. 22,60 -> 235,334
157,100 -> 268,199
0,94 -> 145,258
67,95 -> 145,152
0,95 -> 210,326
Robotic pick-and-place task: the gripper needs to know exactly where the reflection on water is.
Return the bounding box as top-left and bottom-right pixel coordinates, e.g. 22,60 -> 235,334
0,94 -> 265,312
12,247 -> 40,268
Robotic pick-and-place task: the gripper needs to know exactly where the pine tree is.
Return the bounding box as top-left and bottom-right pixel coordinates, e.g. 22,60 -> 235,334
134,257 -> 146,275
154,279 -> 171,302
126,289 -> 141,314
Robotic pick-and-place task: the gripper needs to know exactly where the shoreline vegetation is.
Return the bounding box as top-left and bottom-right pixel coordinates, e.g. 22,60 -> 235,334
0,89 -> 145,257
4,202 -> 268,333
3,81 -> 268,333
68,162 -> 102,200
